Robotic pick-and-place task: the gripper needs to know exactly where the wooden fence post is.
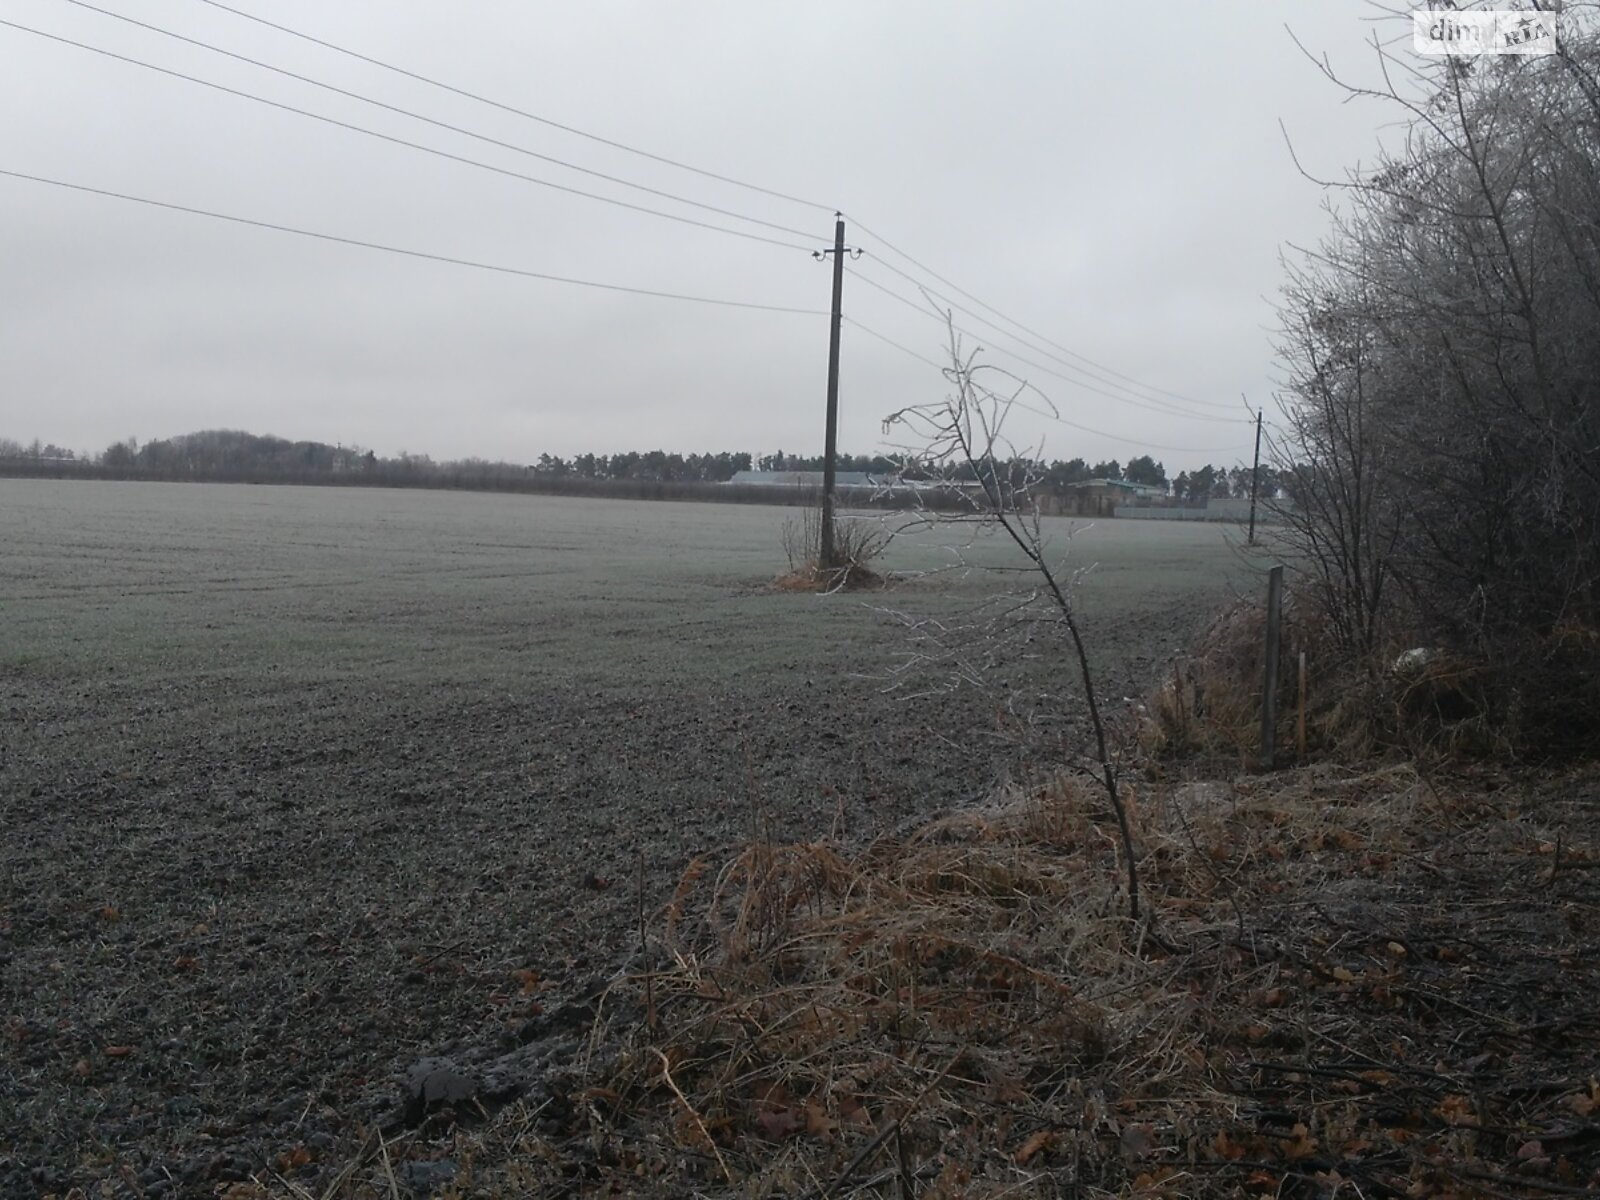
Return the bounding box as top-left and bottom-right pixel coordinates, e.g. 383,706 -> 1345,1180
1261,565 -> 1285,769
1297,648 -> 1308,763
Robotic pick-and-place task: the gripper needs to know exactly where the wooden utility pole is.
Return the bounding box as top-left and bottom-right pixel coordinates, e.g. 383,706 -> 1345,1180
818,214 -> 846,568
1247,408 -> 1263,546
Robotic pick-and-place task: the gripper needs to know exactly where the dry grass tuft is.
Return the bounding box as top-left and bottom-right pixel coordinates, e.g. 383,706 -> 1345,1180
770,561 -> 885,593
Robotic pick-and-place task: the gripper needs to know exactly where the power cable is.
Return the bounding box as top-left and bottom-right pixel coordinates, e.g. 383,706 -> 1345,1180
851,254 -> 1238,422
843,317 -> 1250,456
846,267 -> 1246,425
0,18 -> 814,253
190,0 -> 835,215
0,167 -> 830,314
847,214 -> 1239,411
58,0 -> 819,244
23,1 -> 1251,447
142,0 -> 1225,420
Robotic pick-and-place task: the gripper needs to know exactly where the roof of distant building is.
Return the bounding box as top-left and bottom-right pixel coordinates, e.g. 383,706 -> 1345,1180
1068,477 -> 1168,495
726,470 -> 880,487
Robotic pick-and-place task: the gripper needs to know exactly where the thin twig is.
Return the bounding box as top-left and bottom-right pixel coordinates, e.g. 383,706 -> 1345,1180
653,1047 -> 733,1187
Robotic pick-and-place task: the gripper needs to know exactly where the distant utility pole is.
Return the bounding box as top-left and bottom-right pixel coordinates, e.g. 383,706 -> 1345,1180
814,213 -> 858,568
1247,406 -> 1263,546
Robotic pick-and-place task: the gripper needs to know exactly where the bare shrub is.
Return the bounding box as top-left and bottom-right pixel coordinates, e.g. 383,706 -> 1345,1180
877,321 -> 1141,919
777,506 -> 887,592
1274,9 -> 1600,755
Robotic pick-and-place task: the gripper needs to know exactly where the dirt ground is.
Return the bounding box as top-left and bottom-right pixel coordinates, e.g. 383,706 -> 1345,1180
0,482 -> 1247,1197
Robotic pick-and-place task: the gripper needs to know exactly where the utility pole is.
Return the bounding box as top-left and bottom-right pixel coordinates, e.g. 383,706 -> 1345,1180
1247,407 -> 1263,546
815,213 -> 851,569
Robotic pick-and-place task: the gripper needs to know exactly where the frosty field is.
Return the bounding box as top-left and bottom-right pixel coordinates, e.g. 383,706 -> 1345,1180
0,479 -> 1243,1193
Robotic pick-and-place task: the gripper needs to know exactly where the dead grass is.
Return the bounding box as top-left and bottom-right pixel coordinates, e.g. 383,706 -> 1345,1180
293,759 -> 1599,1198
1142,595 -> 1600,768
770,561 -> 886,593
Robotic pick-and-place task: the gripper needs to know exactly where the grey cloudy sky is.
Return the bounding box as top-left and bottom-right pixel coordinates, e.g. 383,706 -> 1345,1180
2,2 -> 1403,471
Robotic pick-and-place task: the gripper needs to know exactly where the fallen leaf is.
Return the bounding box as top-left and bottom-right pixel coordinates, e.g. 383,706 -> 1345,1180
1437,1094 -> 1480,1127
513,968 -> 540,994
1130,1166 -> 1180,1195
278,1144 -> 312,1169
1213,1130 -> 1248,1161
988,1073 -> 1028,1105
1284,1122 -> 1318,1161
104,1045 -> 133,1058
756,1106 -> 805,1140
1387,941 -> 1408,958
1331,966 -> 1356,983
1567,1082 -> 1598,1116
803,1100 -> 836,1140
1517,1140 -> 1545,1160
1014,1128 -> 1057,1166
172,955 -> 199,972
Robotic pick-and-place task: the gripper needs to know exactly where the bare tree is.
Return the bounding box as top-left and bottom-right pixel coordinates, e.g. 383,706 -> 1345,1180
880,323 -> 1142,919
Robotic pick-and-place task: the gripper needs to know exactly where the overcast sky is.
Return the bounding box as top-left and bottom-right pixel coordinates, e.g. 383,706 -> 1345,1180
1,2 -> 1410,471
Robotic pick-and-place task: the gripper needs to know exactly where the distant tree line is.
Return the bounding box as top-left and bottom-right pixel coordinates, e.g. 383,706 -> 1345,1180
530,450 -> 753,481
0,437 -> 86,462
750,450 -> 1282,500
0,429 -> 1281,504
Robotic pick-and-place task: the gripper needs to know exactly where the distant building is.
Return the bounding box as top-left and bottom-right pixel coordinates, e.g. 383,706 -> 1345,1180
1062,478 -> 1169,511
726,470 -> 880,489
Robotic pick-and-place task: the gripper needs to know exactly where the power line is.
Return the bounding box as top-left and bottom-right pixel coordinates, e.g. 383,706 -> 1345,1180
850,254 -> 1238,422
843,316 -> 1252,456
0,17 -> 814,253
841,316 -> 943,370
58,0 -> 819,244
0,167 -> 830,315
190,0 -> 836,215
22,3 -> 1253,446
106,0 -> 1229,427
845,267 -> 1246,425
846,214 -> 1239,411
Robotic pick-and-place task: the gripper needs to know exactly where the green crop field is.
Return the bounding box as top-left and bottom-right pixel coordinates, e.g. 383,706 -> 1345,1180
0,478 -> 1250,1192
